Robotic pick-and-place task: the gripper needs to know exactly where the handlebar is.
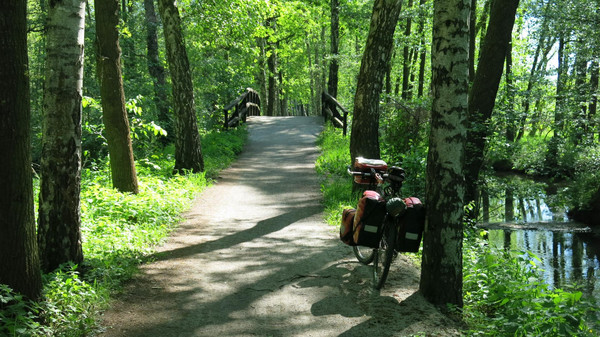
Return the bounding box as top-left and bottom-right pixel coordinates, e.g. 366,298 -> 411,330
347,165 -> 405,184
346,166 -> 388,179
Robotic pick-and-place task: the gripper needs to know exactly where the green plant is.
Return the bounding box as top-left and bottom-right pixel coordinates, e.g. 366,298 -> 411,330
201,126 -> 248,178
40,264 -> 106,336
0,285 -> 47,336
315,126 -> 357,226
463,231 -> 599,336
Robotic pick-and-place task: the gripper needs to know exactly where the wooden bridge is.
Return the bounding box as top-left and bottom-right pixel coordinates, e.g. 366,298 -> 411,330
223,88 -> 349,136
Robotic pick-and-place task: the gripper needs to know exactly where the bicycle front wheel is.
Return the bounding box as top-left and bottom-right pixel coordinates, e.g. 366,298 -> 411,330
353,245 -> 375,265
373,220 -> 397,289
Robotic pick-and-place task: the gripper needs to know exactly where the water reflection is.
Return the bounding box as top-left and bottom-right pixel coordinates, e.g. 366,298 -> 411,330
479,173 -> 571,223
480,174 -> 600,311
487,230 -> 600,300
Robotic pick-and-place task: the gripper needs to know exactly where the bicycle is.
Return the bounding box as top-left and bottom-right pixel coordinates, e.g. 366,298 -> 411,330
341,157 -> 425,290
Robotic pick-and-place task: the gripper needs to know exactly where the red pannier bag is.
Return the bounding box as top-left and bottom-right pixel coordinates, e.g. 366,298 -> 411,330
339,190 -> 386,247
395,197 -> 425,252
340,208 -> 357,246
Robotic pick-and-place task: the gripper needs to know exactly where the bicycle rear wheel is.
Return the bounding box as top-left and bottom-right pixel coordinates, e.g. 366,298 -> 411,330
353,245 -> 375,265
373,220 -> 397,289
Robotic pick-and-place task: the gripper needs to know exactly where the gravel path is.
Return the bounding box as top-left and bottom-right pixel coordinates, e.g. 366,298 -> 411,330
98,116 -> 461,337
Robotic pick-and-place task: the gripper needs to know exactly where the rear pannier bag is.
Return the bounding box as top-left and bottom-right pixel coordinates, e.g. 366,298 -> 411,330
340,208 -> 357,246
353,190 -> 387,248
395,197 -> 425,252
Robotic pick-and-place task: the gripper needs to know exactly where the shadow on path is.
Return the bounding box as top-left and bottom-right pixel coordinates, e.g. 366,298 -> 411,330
98,117 -> 461,337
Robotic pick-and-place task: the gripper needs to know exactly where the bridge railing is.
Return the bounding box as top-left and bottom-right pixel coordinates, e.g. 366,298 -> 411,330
224,88 -> 261,129
321,91 -> 348,136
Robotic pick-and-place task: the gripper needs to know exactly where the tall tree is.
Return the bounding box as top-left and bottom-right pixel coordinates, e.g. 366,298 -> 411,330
37,0 -> 86,273
144,0 -> 172,140
327,0 -> 340,98
463,0 -> 520,206
0,0 -> 42,299
516,2 -> 552,140
419,0 -> 469,308
416,0 -> 427,97
266,17 -> 280,117
401,0 -> 414,100
95,0 -> 139,193
157,0 -> 204,173
349,0 -> 403,163
469,0 -> 476,82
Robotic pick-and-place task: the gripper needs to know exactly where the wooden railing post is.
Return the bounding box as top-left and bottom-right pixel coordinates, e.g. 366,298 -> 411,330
223,88 -> 262,130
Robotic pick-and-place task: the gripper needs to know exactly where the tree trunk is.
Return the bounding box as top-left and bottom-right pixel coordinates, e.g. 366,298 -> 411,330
349,0 -> 403,163
554,35 -> 568,138
144,0 -> 171,140
266,17 -> 279,117
419,0 -> 469,308
157,0 -> 204,173
469,0 -> 476,82
38,0 -> 86,273
95,0 -> 139,193
0,0 -> 42,300
517,0 -> 551,141
588,57 -> 598,139
505,42 -> 516,144
463,0 -> 519,205
327,0 -> 340,98
402,0 -> 413,100
573,39 -> 588,144
258,35 -> 268,114
417,0 -> 427,97
307,39 -> 315,115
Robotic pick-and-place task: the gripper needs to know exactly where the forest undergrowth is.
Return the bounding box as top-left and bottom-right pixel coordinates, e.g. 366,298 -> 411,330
0,126 -> 247,337
315,125 -> 599,336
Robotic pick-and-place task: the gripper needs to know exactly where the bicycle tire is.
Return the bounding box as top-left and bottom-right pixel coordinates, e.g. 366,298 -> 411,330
373,219 -> 397,289
353,245 -> 375,265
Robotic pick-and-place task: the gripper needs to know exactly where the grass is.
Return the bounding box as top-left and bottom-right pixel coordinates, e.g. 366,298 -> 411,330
0,126 -> 247,337
314,125 -> 358,226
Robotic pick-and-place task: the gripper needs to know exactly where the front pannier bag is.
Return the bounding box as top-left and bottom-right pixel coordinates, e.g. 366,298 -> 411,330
395,197 -> 425,252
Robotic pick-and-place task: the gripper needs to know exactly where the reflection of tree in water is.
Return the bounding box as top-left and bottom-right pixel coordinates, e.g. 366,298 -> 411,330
481,173 -> 600,314
480,173 -> 571,223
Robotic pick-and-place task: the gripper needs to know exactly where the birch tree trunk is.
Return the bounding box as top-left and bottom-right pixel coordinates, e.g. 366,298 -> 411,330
157,0 -> 204,173
349,0 -> 402,163
37,0 -> 86,273
419,0 -> 469,308
95,0 -> 139,193
0,0 -> 42,299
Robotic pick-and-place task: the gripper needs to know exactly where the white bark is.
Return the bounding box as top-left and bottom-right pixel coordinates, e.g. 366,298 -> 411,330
38,0 -> 85,272
420,0 -> 469,307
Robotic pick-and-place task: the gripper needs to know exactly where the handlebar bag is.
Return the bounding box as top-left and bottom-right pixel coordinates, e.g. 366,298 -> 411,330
396,197 -> 425,252
352,190 -> 387,248
353,157 -> 388,185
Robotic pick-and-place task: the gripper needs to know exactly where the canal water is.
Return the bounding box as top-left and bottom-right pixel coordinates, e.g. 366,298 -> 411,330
478,174 -> 600,307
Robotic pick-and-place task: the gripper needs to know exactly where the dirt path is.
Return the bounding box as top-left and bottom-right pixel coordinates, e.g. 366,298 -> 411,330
98,116 -> 461,337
